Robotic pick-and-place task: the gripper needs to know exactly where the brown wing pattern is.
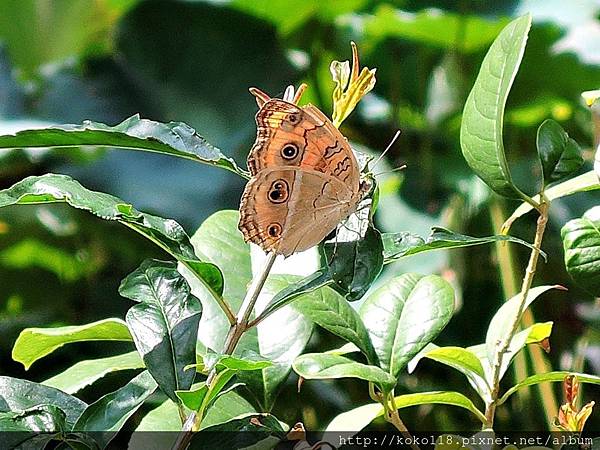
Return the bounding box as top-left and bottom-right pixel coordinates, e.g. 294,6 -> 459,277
239,167 -> 359,257
247,99 -> 360,189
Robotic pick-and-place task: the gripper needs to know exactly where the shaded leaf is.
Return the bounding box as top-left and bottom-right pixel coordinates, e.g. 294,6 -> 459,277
121,260 -> 202,403
293,353 -> 396,391
383,227 -> 543,262
0,114 -> 245,177
0,376 -> 86,428
562,206 -> 600,295
537,119 -> 583,186
0,405 -> 67,450
485,285 -> 560,364
43,351 -> 144,394
0,173 -> 224,296
12,318 -> 132,370
74,370 -> 157,448
460,14 -> 532,199
360,274 -> 455,377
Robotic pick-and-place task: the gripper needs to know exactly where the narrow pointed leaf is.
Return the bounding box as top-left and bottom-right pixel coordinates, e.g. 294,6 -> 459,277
0,114 -> 246,177
485,285 -> 560,364
12,318 -> 132,370
562,206 -> 600,295
0,173 -> 224,295
325,403 -> 383,433
74,370 -> 157,448
460,14 -> 532,199
0,377 -> 87,428
360,273 -> 455,377
121,260 -> 202,403
497,322 -> 553,381
499,372 -> 600,405
293,353 -> 396,391
383,227 -> 543,261
537,119 -> 583,186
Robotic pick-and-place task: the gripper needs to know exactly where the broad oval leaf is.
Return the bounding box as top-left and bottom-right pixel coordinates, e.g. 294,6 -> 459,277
485,285 -> 560,364
293,353 -> 396,391
121,259 -> 202,403
0,173 -> 224,296
536,119 -> 583,186
73,370 -> 157,448
0,376 -> 87,428
460,14 -> 532,199
12,318 -> 132,370
359,273 -> 455,377
43,351 -> 144,394
562,206 -> 600,295
0,114 -> 246,177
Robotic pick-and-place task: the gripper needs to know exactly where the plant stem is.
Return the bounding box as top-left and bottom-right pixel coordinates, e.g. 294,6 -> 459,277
171,252 -> 277,450
484,200 -> 549,428
386,393 -> 420,450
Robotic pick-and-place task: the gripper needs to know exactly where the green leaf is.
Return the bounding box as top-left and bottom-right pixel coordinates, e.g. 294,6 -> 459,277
562,206 -> 600,295
0,173 -> 224,296
360,274 -> 455,377
460,14 -> 532,199
485,285 -> 560,364
0,376 -> 87,428
189,414 -> 286,450
498,371 -> 600,405
383,227 -> 543,262
0,405 -> 68,449
536,119 -> 583,186
176,383 -> 208,412
326,391 -> 486,433
121,259 -> 202,403
12,318 -> 132,370
503,170 -> 600,233
200,353 -> 273,372
364,5 -> 508,53
293,353 -> 396,391
293,284 -> 378,365
323,225 -> 384,301
42,351 -> 144,394
0,114 -> 245,177
74,370 -> 157,448
418,346 -> 491,402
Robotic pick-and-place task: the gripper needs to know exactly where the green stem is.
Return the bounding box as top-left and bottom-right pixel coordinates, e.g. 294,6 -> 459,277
385,392 -> 420,450
484,199 -> 549,428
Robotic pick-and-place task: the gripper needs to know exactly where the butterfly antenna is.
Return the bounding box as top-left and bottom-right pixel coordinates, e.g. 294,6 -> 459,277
374,164 -> 407,178
371,130 -> 401,172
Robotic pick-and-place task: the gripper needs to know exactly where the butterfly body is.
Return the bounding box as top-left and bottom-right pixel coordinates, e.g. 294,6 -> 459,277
239,96 -> 368,257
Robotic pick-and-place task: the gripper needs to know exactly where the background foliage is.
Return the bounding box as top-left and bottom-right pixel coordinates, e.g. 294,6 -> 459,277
0,0 -> 599,438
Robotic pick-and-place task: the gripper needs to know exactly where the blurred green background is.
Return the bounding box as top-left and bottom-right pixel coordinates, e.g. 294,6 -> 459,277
0,0 -> 598,433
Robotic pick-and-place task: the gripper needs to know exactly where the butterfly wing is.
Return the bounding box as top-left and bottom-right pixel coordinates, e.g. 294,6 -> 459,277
239,167 -> 359,257
247,99 -> 360,190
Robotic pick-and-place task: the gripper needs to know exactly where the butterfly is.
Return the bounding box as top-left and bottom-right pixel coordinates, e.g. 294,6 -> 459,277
238,88 -> 372,257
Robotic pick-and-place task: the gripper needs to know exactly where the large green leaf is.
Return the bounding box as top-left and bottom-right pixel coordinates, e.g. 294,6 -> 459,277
293,283 -> 378,365
43,351 -> 144,394
360,274 -> 455,377
503,170 -> 600,233
0,405 -> 69,449
12,318 -> 132,370
293,353 -> 396,391
485,285 -> 559,364
0,173 -> 224,296
121,259 -> 202,403
460,14 -> 532,199
0,114 -> 245,177
0,376 -> 87,428
562,206 -> 600,295
74,370 -> 157,448
383,227 -> 542,262
364,5 -> 508,54
536,119 -> 583,186
498,371 -> 600,405
182,211 -> 314,410
322,225 -> 384,301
